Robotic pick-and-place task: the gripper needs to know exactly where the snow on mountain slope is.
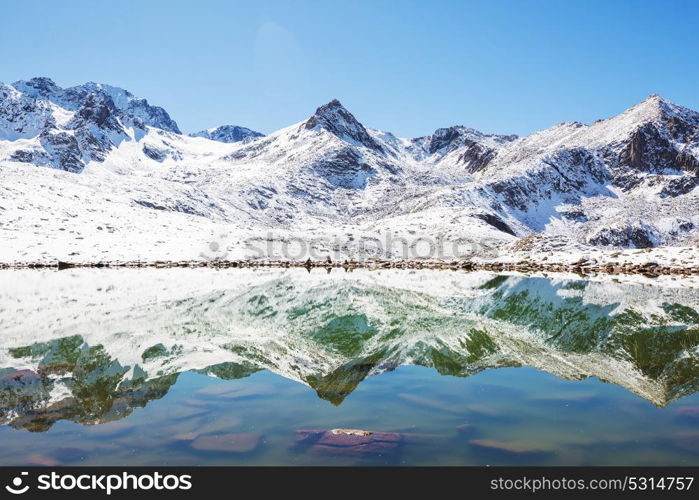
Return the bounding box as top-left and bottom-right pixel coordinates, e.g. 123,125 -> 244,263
407,94 -> 699,247
11,77 -> 181,133
190,124 -> 264,143
0,77 -> 183,172
0,77 -> 698,264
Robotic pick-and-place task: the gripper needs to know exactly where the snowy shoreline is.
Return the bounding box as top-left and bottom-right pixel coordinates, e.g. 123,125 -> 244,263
2,245 -> 698,276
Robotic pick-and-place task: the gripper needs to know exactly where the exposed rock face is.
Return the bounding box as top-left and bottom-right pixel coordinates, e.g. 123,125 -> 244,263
55,80 -> 181,133
69,93 -> 128,163
661,176 -> 699,198
473,213 -> 516,236
11,78 -> 179,133
0,85 -> 53,140
458,140 -> 499,172
598,96 -> 699,195
429,127 -> 466,155
311,147 -> 376,189
618,123 -> 688,173
39,130 -> 83,172
425,126 -> 517,173
587,222 -> 660,248
142,144 -> 166,161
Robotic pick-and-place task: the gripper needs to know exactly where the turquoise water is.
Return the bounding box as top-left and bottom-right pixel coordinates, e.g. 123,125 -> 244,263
0,268 -> 697,465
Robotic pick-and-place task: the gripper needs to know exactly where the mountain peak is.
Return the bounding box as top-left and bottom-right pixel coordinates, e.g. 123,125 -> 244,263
636,93 -> 670,111
190,124 -> 264,143
303,99 -> 383,151
630,93 -> 697,117
594,93 -> 699,139
321,98 -> 344,109
12,77 -> 60,97
307,98 -> 352,124
73,82 -> 181,134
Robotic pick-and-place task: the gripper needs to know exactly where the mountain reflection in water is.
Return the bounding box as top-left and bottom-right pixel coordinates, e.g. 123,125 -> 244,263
0,268 -> 697,433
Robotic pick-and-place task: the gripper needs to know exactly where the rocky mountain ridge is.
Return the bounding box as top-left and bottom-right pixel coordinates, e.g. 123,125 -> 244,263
1,77 -> 698,264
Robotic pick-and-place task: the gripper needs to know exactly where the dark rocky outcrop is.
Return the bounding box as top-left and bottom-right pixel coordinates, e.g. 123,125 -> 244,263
142,144 -> 167,161
473,213 -> 516,236
39,131 -> 84,172
587,222 -> 660,248
618,123 -> 681,173
612,107 -> 699,185
310,147 -> 377,189
428,127 -> 465,155
660,175 -> 699,198
458,140 -> 498,172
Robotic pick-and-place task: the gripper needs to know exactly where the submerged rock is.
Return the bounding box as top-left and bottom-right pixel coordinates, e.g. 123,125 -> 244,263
675,406 -> 699,423
172,432 -> 199,442
195,416 -> 243,435
194,382 -> 275,400
50,447 -> 87,463
468,439 -> 554,458
330,428 -> 372,436
191,433 -> 262,453
672,432 -> 699,453
170,407 -> 209,420
456,423 -> 477,437
295,429 -> 402,455
22,454 -> 59,467
83,421 -> 134,437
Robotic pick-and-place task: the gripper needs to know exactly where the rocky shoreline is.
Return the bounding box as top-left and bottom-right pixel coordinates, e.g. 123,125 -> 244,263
1,257 -> 698,276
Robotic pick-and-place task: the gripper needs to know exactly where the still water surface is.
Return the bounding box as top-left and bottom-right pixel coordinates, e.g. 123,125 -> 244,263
0,268 -> 697,465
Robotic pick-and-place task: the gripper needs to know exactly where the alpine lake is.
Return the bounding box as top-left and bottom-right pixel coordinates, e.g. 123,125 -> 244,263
0,267 -> 697,466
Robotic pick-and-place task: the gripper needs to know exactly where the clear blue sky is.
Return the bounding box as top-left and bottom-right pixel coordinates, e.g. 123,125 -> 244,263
2,0 -> 698,137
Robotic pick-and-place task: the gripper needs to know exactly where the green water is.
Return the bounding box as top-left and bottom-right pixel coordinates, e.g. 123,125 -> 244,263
0,268 -> 697,465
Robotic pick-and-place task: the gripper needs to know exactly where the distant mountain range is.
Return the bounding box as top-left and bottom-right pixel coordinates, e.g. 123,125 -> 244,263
0,77 -> 698,263
189,124 -> 264,143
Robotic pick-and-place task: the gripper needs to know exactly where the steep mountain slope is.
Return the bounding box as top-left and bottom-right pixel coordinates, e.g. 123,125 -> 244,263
0,77 -> 698,264
467,95 -> 699,246
388,95 -> 698,250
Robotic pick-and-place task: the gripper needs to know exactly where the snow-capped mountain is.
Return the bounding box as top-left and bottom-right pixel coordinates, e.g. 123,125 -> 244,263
189,124 -> 264,143
0,77 -> 180,172
0,77 -> 698,264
